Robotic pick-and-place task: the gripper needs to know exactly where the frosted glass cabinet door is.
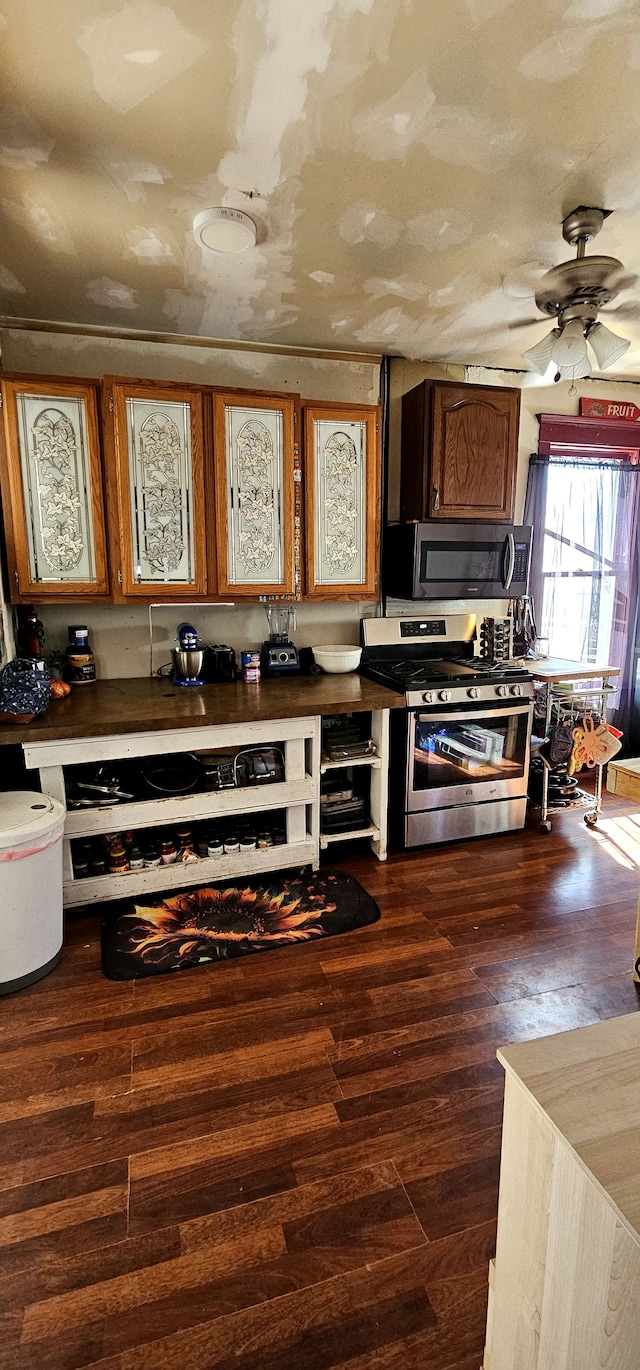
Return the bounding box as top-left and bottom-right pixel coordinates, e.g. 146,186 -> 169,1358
0,376 -> 108,601
303,403 -> 380,599
213,392 -> 296,596
107,382 -> 207,599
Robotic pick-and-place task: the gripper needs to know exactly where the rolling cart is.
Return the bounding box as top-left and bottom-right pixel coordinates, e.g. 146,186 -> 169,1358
529,659 -> 620,833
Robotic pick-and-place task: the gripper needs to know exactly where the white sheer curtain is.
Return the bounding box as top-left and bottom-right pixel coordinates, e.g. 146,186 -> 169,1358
524,456 -> 640,725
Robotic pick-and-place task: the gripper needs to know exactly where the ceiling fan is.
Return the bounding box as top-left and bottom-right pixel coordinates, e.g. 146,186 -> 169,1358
509,207 -> 640,380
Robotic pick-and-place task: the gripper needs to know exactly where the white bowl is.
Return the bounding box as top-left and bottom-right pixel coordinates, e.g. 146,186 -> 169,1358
311,644 -> 362,674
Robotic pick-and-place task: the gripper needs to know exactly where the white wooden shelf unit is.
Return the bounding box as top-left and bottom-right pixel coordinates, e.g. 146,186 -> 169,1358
24,715 -> 321,907
318,709 -> 389,862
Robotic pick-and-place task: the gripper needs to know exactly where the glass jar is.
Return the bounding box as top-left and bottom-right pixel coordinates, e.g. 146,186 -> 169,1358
159,835 -> 177,865
143,842 -> 161,868
109,843 -> 129,874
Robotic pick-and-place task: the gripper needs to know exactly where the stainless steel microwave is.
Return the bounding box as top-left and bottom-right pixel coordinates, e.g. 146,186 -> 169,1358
384,522 -> 533,600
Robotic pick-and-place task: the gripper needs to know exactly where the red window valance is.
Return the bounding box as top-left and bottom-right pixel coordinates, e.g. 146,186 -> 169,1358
537,412 -> 640,462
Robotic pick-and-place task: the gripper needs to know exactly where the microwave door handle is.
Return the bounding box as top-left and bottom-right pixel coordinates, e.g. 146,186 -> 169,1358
503,532 -> 516,590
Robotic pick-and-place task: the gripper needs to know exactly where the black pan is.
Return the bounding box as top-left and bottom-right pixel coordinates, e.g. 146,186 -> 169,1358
138,753 -> 201,798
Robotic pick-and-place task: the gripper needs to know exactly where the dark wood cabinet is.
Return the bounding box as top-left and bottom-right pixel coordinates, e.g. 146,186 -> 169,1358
400,379 -> 520,523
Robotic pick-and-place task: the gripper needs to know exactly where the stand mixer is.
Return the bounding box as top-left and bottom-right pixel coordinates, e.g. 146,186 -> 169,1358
172,623 -> 205,686
260,605 -> 300,676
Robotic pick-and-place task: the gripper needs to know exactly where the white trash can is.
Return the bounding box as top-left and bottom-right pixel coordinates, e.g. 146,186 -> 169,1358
0,791 -> 66,995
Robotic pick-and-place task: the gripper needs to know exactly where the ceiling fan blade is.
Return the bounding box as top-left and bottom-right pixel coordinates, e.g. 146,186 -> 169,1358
603,268 -> 638,293
601,300 -> 640,320
502,260 -> 554,300
507,317 -> 546,330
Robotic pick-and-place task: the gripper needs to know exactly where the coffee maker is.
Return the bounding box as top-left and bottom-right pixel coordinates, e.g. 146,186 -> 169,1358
260,605 -> 300,676
172,623 -> 205,686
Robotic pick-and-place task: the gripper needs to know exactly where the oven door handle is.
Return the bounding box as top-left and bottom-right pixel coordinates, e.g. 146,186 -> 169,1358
411,703 -> 532,724
502,532 -> 516,590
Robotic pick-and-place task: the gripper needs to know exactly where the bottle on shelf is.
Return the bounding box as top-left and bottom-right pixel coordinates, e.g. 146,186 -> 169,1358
65,625 -> 97,686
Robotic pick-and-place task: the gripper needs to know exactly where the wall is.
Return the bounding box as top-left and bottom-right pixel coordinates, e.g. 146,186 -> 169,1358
0,328 -> 380,678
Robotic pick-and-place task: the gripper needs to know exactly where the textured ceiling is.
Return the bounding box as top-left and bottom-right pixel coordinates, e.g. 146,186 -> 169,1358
3,0 -> 640,371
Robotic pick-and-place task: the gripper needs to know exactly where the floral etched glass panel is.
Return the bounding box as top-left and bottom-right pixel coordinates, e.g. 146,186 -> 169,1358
225,406 -> 284,585
15,392 -> 96,583
314,418 -> 366,585
126,398 -> 194,584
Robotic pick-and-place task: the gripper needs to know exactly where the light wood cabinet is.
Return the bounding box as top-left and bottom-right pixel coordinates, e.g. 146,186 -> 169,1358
0,374 -> 109,601
400,379 -> 520,523
0,373 -> 381,606
104,378 -> 208,600
303,402 -> 380,599
485,1014 -> 640,1370
213,390 -> 297,597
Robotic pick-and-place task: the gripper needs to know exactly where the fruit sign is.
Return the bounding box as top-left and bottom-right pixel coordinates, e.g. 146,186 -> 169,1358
580,397 -> 640,422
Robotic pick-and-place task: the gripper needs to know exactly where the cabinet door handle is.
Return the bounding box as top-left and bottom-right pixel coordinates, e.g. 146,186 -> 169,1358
432,483 -> 439,512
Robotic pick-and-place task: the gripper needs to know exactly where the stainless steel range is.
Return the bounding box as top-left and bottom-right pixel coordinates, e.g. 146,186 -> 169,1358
360,615 -> 534,847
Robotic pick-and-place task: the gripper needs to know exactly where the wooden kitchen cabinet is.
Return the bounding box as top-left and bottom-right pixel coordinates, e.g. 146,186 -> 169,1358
0,374 -> 109,602
400,379 -> 520,522
104,378 -> 209,600
213,389 -> 297,597
303,401 -> 380,599
484,1015 -> 640,1370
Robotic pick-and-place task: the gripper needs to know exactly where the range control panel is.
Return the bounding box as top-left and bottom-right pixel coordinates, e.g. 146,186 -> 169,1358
400,619 -> 446,638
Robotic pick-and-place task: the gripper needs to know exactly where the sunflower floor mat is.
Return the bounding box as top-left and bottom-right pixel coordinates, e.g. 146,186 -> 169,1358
101,869 -> 380,979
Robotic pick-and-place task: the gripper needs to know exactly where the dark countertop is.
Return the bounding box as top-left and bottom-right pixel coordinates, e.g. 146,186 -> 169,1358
0,674 -> 405,746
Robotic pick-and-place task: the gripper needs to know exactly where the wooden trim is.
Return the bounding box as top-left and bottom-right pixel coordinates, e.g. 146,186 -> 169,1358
105,380 -> 208,600
0,316 -> 383,365
213,390 -> 296,597
0,375 -> 109,602
538,411 -> 640,456
302,401 -> 380,600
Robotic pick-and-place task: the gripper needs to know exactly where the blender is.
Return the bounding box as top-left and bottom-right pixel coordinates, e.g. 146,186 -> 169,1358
172,623 -> 205,686
260,605 -> 300,676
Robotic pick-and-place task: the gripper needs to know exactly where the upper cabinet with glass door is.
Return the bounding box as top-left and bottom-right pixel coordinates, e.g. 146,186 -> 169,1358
0,375 -> 109,602
303,402 -> 380,599
104,379 -> 208,599
213,391 -> 296,597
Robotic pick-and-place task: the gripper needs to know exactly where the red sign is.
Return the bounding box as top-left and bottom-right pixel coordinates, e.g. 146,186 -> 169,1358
580,397 -> 640,422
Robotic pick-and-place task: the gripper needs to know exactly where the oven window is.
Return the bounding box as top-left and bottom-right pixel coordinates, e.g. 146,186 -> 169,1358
419,541 -> 503,585
412,711 -> 529,790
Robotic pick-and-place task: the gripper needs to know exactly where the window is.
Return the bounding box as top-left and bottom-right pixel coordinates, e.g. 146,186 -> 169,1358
526,457 -> 640,708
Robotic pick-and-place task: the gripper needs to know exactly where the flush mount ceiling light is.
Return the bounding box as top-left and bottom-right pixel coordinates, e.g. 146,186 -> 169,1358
193,207 -> 257,254
514,207 -> 638,378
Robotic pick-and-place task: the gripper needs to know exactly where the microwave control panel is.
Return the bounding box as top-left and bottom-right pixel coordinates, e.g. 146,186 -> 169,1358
513,543 -> 529,582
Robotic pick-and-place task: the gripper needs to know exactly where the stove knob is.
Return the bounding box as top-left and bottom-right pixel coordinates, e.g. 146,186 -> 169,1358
467,686 -> 480,699
438,689 -> 452,702
510,683 -> 523,697
422,691 -> 434,704
495,684 -> 508,697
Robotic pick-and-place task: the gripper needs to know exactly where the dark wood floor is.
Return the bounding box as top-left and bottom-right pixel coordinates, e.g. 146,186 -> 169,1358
2,793 -> 640,1370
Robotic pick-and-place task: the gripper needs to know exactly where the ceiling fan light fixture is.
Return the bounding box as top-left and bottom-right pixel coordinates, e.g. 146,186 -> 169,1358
193,207 -> 257,254
522,330 -> 559,375
555,354 -> 592,381
587,321 -> 631,370
550,318 -> 588,367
